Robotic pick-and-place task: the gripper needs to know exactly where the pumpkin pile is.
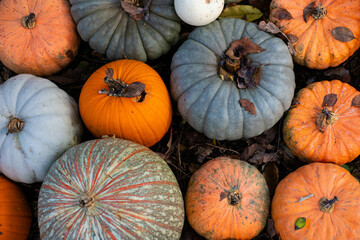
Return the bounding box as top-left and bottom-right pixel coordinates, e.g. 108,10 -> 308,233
0,0 -> 359,239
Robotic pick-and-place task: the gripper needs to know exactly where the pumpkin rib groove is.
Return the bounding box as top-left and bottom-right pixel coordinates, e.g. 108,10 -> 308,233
257,84 -> 285,111
16,86 -> 58,114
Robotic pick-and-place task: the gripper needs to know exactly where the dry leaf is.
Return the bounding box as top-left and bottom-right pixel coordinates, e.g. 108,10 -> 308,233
105,68 -> 114,78
220,191 -> 230,201
266,218 -> 277,239
248,152 -> 277,165
271,7 -> 293,20
225,37 -> 265,59
239,99 -> 256,115
287,34 -> 298,44
219,5 -> 263,22
303,1 -> 315,22
195,146 -> 213,163
316,114 -> 326,133
331,27 -> 357,42
258,21 -> 282,34
324,66 -> 349,78
240,143 -> 266,161
322,93 -> 337,107
121,82 -> 145,98
262,162 -> 279,197
287,43 -> 296,56
121,1 -> 144,20
351,95 -> 360,107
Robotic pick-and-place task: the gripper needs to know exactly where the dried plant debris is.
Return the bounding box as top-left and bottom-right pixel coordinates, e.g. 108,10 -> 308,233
322,93 -> 337,107
331,27 -> 357,42
239,99 -> 256,115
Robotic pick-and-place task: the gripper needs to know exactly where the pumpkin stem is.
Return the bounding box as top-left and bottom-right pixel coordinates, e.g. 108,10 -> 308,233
227,191 -> 241,206
311,5 -> 327,20
79,195 -> 95,208
21,13 -> 36,29
98,68 -> 146,100
318,196 -> 338,213
7,118 -> 24,134
316,107 -> 338,132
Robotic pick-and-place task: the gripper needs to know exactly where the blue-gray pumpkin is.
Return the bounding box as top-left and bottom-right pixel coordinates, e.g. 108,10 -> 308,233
170,18 -> 295,140
70,0 -> 181,62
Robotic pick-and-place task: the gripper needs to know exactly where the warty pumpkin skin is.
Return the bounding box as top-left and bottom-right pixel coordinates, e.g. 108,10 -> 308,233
272,162 -> 360,240
0,0 -> 80,76
185,157 -> 270,240
283,80 -> 360,165
0,74 -> 83,183
270,0 -> 360,69
70,0 -> 181,62
79,59 -> 172,147
0,175 -> 32,240
171,18 -> 295,141
38,138 -> 185,239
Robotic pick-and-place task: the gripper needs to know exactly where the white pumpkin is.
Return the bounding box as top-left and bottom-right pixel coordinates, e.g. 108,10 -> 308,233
0,74 -> 83,183
175,0 -> 224,26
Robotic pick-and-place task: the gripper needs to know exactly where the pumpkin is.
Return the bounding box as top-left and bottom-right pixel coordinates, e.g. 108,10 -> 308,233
271,162 -> 360,240
269,0 -> 360,69
38,138 -> 185,239
174,0 -> 224,26
171,18 -> 295,140
283,80 -> 360,165
0,174 -> 32,240
79,59 -> 172,147
70,0 -> 181,62
0,0 -> 80,76
185,157 -> 270,240
0,74 -> 83,183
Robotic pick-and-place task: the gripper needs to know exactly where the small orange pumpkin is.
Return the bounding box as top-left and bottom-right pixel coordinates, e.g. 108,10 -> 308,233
185,157 -> 270,240
79,59 -> 172,147
270,0 -> 360,69
0,0 -> 80,76
0,174 -> 32,240
272,162 -> 360,240
283,80 -> 360,165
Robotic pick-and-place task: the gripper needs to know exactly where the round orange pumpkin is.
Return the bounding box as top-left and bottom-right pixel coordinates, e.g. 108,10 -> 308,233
283,80 -> 360,165
0,174 -> 32,240
79,59 -> 172,147
272,162 -> 360,240
185,157 -> 270,240
269,0 -> 360,69
0,0 -> 80,76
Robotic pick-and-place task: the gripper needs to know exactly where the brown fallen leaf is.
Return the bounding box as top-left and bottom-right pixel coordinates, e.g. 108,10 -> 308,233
262,161 -> 279,197
240,143 -> 266,161
239,99 -> 256,115
287,34 -> 298,44
303,1 -> 315,23
351,95 -> 360,107
248,152 -> 278,165
121,82 -> 145,98
220,191 -> 230,201
271,7 -> 293,20
322,93 -> 337,107
331,27 -> 357,42
225,37 -> 265,60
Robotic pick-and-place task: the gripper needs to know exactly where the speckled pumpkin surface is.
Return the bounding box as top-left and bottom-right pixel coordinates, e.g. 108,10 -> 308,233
272,162 -> 360,240
185,157 -> 270,240
38,138 -> 184,239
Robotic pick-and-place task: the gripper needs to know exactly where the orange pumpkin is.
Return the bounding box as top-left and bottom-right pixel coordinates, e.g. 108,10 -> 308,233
283,80 -> 360,165
0,174 -> 32,240
272,162 -> 360,240
270,0 -> 360,69
79,59 -> 172,147
185,157 -> 270,240
0,0 -> 80,76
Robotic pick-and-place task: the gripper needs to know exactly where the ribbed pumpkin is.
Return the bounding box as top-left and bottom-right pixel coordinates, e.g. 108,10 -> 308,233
283,80 -> 360,165
79,59 -> 172,147
38,138 -> 185,239
269,0 -> 360,69
171,18 -> 295,141
0,74 -> 83,183
185,157 -> 270,240
0,0 -> 80,76
0,174 -> 32,240
70,0 -> 181,62
272,163 -> 360,240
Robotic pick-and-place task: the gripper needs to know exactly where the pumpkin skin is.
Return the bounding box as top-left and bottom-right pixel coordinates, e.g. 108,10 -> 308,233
0,174 -> 32,240
70,0 -> 181,62
0,74 -> 83,183
269,0 -> 360,69
0,0 -> 80,76
79,59 -> 172,147
185,157 -> 270,240
171,18 -> 295,140
38,138 -> 185,239
272,163 -> 360,240
283,80 -> 360,165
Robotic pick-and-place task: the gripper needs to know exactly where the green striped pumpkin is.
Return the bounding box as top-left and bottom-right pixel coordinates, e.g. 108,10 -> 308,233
38,138 -> 184,239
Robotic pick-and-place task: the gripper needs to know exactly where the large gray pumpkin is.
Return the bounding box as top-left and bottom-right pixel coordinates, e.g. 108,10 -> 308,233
171,18 -> 295,140
70,0 -> 181,62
